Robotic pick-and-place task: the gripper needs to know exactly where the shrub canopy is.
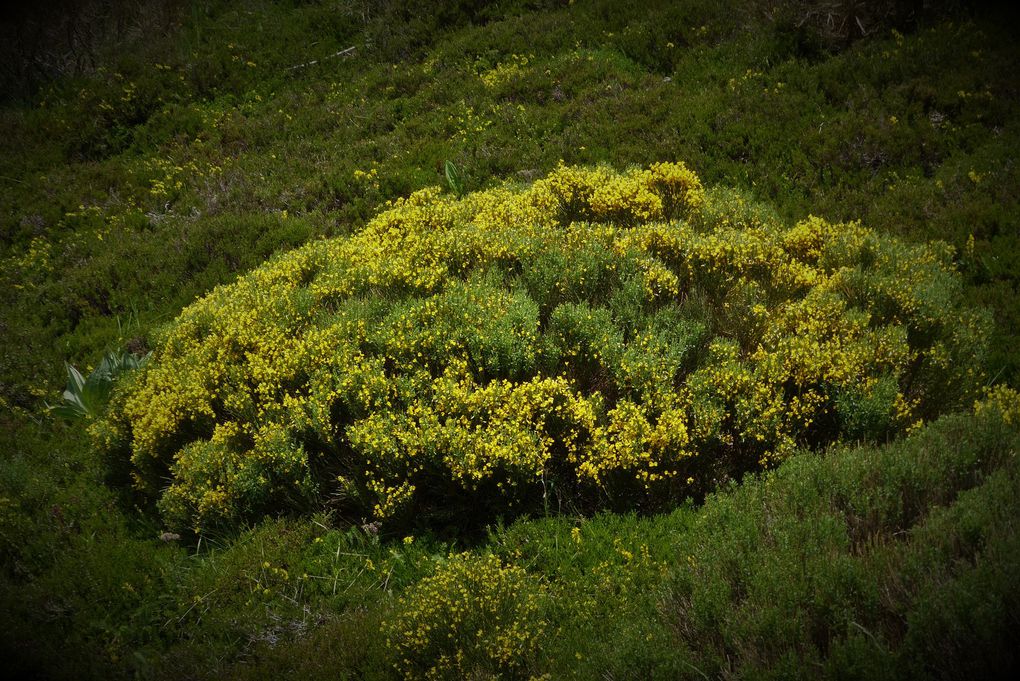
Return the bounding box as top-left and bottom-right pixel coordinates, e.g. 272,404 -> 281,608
96,163 -> 990,532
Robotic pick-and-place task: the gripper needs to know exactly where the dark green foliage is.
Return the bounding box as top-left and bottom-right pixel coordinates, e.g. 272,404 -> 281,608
835,373 -> 900,441
1,0 -> 1018,677
652,408 -> 1019,678
482,407 -> 1020,679
48,349 -> 149,420
444,159 -> 465,197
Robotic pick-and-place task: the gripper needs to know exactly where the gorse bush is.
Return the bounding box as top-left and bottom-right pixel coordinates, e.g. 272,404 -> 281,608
95,162 -> 991,533
385,552 -> 548,680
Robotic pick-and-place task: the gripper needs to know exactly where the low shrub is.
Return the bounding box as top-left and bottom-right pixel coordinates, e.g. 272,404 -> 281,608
384,552 -> 548,680
96,162 -> 990,532
652,386 -> 1020,679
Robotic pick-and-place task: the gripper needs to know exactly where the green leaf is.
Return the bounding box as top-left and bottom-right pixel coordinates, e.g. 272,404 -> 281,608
48,401 -> 88,421
53,349 -> 149,421
66,363 -> 85,398
61,388 -> 85,409
445,160 -> 464,197
81,373 -> 113,413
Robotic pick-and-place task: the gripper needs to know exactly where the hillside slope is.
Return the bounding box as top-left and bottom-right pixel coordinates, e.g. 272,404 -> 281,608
1,1 -> 1019,678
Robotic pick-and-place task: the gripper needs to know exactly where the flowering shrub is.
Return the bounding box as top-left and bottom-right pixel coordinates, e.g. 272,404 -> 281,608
384,553 -> 548,680
975,385 -> 1020,426
95,162 -> 990,532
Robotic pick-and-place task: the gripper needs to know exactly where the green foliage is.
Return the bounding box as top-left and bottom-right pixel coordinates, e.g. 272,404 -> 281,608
386,552 -> 548,680
48,350 -> 149,420
98,162 -> 989,533
480,393 -> 1020,679
443,160 -> 465,197
2,1 -> 1019,678
4,2 -> 1019,426
4,381 -> 1020,679
648,393 -> 1020,679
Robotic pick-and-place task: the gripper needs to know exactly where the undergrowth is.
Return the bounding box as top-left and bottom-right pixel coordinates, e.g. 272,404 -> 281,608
1,1 -> 1018,678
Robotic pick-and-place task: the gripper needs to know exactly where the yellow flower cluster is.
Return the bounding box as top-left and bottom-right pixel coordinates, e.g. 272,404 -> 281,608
533,160 -> 703,225
6,236 -> 54,288
144,154 -> 225,200
96,162 -> 989,530
385,552 -> 547,680
478,53 -> 534,89
975,385 -> 1020,427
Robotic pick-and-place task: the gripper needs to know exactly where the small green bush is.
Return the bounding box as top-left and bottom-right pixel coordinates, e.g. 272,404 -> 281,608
385,552 -> 548,680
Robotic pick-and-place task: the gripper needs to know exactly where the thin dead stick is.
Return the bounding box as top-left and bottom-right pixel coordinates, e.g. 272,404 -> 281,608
287,46 -> 356,71
165,588 -> 218,629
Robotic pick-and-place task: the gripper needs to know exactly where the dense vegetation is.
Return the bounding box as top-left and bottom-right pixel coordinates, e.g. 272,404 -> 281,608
2,1 -> 1018,678
98,162 -> 988,536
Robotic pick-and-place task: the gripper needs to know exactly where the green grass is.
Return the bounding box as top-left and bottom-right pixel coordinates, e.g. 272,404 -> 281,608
2,0 -> 1019,677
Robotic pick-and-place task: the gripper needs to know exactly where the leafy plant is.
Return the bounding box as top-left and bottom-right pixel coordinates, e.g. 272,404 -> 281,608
444,159 -> 464,197
48,350 -> 150,420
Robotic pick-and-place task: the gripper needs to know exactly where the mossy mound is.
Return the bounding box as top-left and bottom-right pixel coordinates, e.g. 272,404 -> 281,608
96,163 -> 990,532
